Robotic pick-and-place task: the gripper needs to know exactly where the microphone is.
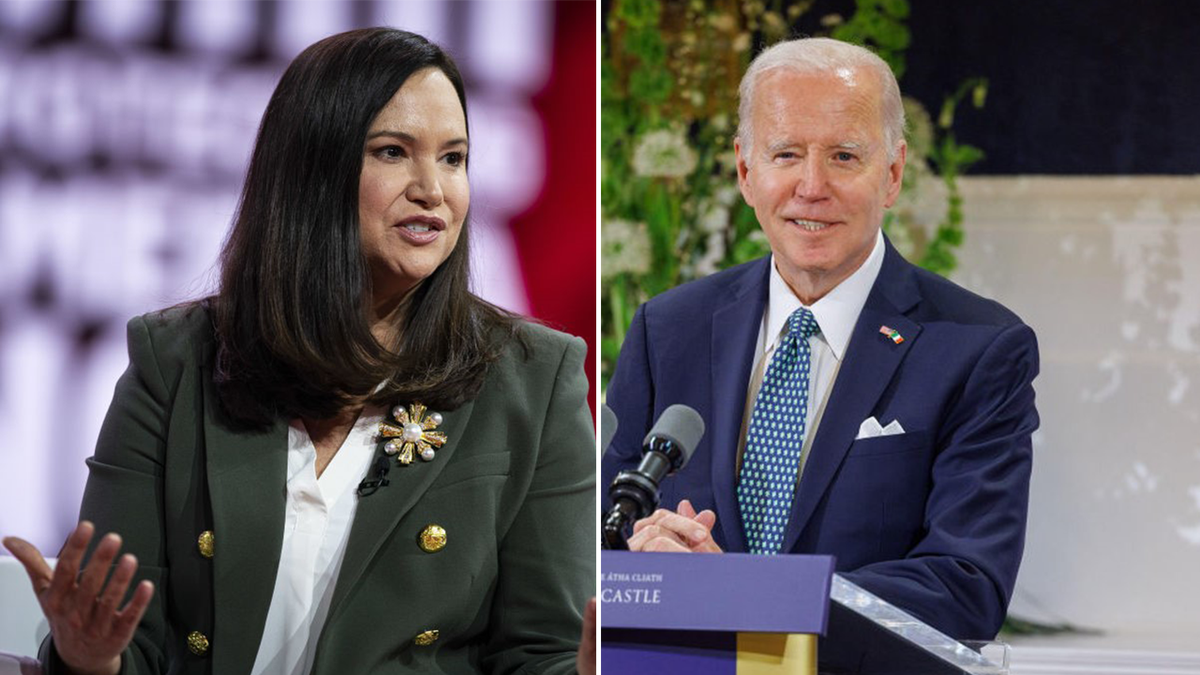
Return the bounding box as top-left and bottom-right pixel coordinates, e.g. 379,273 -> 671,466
357,455 -> 391,497
602,404 -> 704,550
600,404 -> 618,452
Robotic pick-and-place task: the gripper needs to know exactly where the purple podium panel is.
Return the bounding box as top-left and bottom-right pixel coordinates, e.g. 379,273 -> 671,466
601,552 -> 834,675
600,550 -> 834,633
602,628 -> 737,675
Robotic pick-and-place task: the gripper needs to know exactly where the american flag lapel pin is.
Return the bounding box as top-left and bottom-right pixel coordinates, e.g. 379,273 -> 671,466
879,325 -> 904,344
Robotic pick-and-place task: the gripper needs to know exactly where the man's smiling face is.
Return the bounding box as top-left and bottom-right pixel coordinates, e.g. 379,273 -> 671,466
736,66 -> 905,302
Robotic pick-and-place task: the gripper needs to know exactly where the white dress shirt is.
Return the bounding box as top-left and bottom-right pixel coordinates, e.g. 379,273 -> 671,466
249,408 -> 383,675
736,230 -> 885,476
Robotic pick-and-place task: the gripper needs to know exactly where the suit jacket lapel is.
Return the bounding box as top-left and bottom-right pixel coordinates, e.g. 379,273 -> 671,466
200,370 -> 475,671
322,398 -> 476,624
709,258 -> 770,552
781,244 -> 923,554
201,372 -> 288,675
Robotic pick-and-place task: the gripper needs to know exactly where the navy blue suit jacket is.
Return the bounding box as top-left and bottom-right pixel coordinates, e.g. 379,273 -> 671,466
602,240 -> 1038,641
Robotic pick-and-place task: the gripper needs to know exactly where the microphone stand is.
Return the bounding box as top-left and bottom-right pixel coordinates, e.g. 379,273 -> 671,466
601,436 -> 686,550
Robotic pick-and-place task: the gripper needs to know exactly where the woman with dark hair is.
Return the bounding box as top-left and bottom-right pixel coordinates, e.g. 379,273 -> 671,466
3,28 -> 596,675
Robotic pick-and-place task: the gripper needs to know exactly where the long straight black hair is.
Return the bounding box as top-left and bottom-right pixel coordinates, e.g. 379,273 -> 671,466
213,28 -> 519,427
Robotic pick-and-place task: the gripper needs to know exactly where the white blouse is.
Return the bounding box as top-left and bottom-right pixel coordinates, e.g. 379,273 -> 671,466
249,408 -> 383,675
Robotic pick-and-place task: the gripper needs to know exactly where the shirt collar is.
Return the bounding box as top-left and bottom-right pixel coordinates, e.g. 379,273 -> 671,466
765,229 -> 885,361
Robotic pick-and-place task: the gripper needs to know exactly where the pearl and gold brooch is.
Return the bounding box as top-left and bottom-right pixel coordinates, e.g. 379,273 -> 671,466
378,402 -> 447,465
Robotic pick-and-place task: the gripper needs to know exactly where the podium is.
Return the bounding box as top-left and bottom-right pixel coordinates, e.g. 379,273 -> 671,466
601,551 -> 1010,675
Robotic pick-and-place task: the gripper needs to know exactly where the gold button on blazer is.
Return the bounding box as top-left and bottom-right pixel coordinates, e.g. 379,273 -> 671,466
41,306 -> 595,675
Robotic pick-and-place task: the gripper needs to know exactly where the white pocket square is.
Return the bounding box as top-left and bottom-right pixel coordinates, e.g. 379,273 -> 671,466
856,416 -> 905,440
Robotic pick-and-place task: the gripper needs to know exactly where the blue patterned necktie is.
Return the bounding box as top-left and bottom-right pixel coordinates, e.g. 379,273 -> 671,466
738,307 -> 820,554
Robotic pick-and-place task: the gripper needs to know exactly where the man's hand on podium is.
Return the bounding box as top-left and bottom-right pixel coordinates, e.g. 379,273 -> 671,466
627,500 -> 722,553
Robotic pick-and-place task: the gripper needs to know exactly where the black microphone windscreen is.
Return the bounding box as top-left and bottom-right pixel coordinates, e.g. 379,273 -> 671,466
600,404 -> 618,453
643,404 -> 704,468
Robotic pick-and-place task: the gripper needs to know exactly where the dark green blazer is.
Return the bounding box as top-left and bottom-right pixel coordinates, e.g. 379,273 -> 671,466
43,306 -> 594,674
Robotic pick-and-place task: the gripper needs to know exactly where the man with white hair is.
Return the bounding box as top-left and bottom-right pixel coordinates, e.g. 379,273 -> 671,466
603,36 -> 1038,660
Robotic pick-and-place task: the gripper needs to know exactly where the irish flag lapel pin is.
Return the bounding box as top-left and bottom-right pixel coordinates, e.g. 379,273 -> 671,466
879,325 -> 904,344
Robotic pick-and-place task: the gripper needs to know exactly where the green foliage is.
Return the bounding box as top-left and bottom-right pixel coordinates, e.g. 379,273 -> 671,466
916,77 -> 988,273
830,0 -> 911,77
1001,616 -> 1101,637
613,0 -> 659,28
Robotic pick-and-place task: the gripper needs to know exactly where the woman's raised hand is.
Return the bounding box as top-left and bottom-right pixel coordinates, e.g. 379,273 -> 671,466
3,522 -> 153,675
576,596 -> 596,675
